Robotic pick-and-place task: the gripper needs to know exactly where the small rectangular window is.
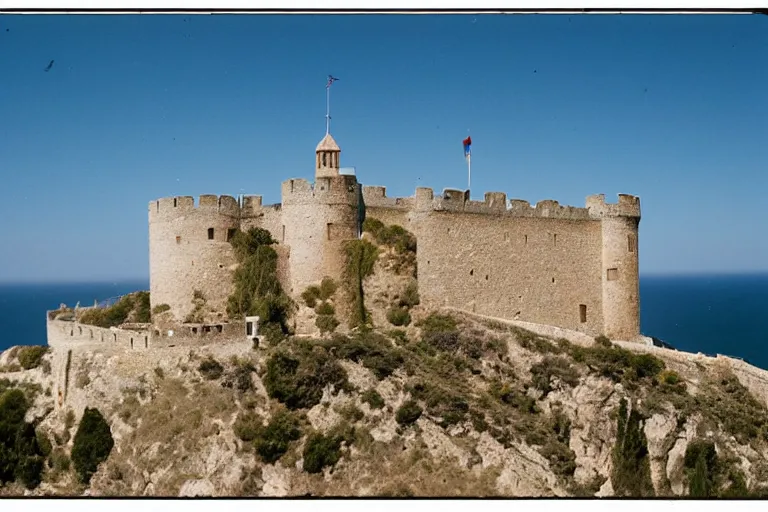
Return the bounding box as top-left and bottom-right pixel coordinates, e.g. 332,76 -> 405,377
176,236 -> 181,244
246,322 -> 253,336
579,304 -> 587,323
207,228 -> 214,240
524,234 -> 528,245
553,233 -> 557,245
327,223 -> 333,240
173,198 -> 177,207
628,234 -> 637,253
607,268 -> 618,281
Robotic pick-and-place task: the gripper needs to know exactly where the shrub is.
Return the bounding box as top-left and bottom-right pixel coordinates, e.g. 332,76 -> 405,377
342,239 -> 379,328
263,347 -> 349,410
594,335 -> 612,347
198,358 -> 224,380
316,314 -> 340,334
318,278 -> 338,301
302,286 -> 321,308
611,398 -> 654,497
152,303 -> 171,315
409,382 -> 469,428
222,360 -> 255,392
0,388 -> 45,489
133,291 -> 151,323
253,409 -> 301,464
315,301 -> 335,316
79,294 -> 137,328
303,430 -> 348,474
325,332 -> 404,380
395,400 -> 423,426
398,281 -> 420,309
233,411 -> 262,443
227,227 -> 294,338
386,306 -> 411,327
17,346 -> 49,370
71,407 -> 114,484
529,356 -> 580,397
541,440 -> 577,479
361,389 -> 385,409
684,440 -> 717,497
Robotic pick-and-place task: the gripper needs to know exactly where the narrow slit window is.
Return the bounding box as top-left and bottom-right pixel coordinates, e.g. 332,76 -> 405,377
579,304 -> 587,323
327,223 -> 333,240
282,225 -> 286,242
176,236 -> 181,244
207,228 -> 214,240
173,198 -> 177,207
524,234 -> 528,245
607,268 -> 619,281
628,234 -> 637,253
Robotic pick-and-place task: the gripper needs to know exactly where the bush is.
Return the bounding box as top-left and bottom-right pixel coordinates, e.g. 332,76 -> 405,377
222,360 -> 255,392
152,303 -> 171,315
303,430 -> 347,474
198,358 -> 224,380
315,301 -> 335,316
684,440 -> 717,497
342,239 -> 379,328
71,407 -> 114,484
386,306 -> 411,327
529,356 -> 580,397
0,388 -> 45,489
611,398 -> 654,497
263,347 -> 349,410
318,278 -> 338,301
233,411 -> 262,443
316,314 -> 340,334
594,335 -> 612,347
302,286 -> 321,308
79,294 -> 137,328
17,346 -> 49,370
361,389 -> 385,409
396,400 -> 423,426
325,332 -> 404,380
409,381 -> 469,428
398,281 -> 420,309
253,409 -> 301,464
133,291 -> 151,323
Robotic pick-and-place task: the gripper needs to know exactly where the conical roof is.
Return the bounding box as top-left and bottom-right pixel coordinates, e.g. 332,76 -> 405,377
315,133 -> 340,152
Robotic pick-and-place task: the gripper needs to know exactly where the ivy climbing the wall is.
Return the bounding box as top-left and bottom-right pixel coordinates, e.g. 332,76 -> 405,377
227,227 -> 295,344
342,239 -> 379,328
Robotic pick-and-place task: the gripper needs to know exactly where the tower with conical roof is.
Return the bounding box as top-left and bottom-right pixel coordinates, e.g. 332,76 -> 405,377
315,133 -> 341,178
279,78 -> 363,333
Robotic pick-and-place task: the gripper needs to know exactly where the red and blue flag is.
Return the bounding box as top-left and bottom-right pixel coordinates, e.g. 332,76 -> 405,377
463,136 -> 472,158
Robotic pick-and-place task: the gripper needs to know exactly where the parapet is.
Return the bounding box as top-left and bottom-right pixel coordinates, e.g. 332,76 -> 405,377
362,185 -> 415,210
586,194 -> 641,219
281,175 -> 360,206
149,194 -> 241,219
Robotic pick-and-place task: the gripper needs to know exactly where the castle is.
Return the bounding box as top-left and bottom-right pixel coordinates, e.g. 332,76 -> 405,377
146,130 -> 642,342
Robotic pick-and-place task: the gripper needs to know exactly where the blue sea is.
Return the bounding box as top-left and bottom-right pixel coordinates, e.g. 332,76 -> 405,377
0,274 -> 767,369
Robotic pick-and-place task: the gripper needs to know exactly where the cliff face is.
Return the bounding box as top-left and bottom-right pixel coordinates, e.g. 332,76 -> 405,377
3,309 -> 768,498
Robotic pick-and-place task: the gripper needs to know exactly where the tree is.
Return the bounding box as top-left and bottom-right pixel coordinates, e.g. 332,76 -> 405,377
71,407 -> 114,484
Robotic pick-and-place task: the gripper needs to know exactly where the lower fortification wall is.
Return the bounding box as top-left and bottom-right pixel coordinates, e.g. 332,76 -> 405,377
414,210 -> 606,336
47,318 -> 154,351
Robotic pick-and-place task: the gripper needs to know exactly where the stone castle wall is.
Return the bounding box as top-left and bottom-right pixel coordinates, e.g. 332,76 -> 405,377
147,180 -> 640,341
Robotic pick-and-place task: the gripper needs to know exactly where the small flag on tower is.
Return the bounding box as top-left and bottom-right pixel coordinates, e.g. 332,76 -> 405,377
463,136 -> 472,159
327,75 -> 339,88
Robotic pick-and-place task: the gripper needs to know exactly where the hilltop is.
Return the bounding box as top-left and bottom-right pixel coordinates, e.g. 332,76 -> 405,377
3,308 -> 768,497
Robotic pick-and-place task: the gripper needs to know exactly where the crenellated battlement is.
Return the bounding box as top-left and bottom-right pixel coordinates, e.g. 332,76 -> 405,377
281,175 -> 360,206
358,185 -> 642,222
149,194 -> 241,219
586,193 -> 641,218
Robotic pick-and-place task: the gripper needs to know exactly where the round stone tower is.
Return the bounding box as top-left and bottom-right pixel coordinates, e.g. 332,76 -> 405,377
281,132 -> 361,302
148,195 -> 240,324
587,194 -> 642,341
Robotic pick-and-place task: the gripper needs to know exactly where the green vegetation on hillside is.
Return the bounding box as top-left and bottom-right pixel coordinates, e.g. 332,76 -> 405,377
361,218 -> 417,276
71,407 -> 114,485
342,239 -> 379,328
0,386 -> 46,489
79,291 -> 151,328
227,227 -> 295,344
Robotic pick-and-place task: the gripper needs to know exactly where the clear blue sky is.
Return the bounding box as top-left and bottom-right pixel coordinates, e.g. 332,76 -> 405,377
1,14 -> 767,283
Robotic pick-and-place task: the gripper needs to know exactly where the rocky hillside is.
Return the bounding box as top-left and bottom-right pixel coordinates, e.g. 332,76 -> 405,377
3,308 -> 768,497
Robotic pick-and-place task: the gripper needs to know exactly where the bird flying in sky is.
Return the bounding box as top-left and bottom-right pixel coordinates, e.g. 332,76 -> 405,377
44,60 -> 54,72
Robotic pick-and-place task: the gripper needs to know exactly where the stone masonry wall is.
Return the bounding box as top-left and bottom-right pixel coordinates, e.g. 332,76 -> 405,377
47,318 -> 154,351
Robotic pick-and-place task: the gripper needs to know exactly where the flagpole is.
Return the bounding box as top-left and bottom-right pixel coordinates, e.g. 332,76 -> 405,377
467,153 -> 471,192
326,83 -> 331,134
